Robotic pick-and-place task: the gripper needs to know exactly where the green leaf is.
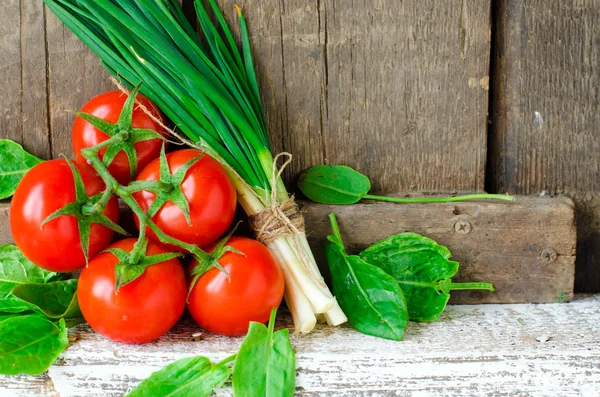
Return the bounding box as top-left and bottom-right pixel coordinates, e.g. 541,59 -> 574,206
75,111 -> 117,134
232,310 -> 295,397
360,233 -> 493,322
10,279 -> 81,320
325,213 -> 408,340
0,314 -> 21,323
118,83 -> 142,129
0,245 -> 58,313
0,316 -> 68,375
131,128 -> 164,143
0,140 -> 43,200
298,165 -> 371,204
126,356 -> 230,397
325,243 -> 408,341
109,245 -> 183,290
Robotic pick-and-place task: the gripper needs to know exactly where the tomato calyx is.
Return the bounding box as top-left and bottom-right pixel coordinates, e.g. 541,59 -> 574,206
106,238 -> 183,290
144,145 -> 204,225
74,83 -> 165,181
188,222 -> 245,301
41,159 -> 128,264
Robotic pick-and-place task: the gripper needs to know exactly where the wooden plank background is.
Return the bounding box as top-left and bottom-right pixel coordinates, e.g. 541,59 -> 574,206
0,196 -> 577,303
3,296 -> 600,396
489,0 -> 600,292
0,0 -> 598,291
302,197 -> 576,304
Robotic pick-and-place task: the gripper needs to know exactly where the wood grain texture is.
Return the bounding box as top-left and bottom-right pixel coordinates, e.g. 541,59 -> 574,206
0,196 -> 576,304
489,0 -> 600,292
302,197 -> 576,304
3,0 -> 491,191
45,5 -> 113,159
0,0 -> 22,145
0,1 -> 51,159
211,0 -> 491,191
2,295 -> 599,396
322,0 -> 491,194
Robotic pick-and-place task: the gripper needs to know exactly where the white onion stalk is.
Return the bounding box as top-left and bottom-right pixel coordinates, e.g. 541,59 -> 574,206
232,174 -> 347,333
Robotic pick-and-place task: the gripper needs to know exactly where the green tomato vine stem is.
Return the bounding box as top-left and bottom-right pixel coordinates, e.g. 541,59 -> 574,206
445,281 -> 495,291
216,353 -> 237,368
362,193 -> 514,204
79,136 -> 212,265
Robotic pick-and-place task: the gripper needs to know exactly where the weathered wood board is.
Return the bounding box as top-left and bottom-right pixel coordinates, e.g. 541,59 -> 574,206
0,0 -> 52,159
210,0 -> 491,192
0,196 -> 576,303
489,0 -> 600,292
302,197 -> 576,304
2,295 -> 599,396
1,0 -> 492,192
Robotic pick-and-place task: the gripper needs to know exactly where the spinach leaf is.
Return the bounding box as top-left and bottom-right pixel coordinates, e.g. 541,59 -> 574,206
0,314 -> 20,323
232,309 -> 295,397
11,279 -> 81,319
325,213 -> 408,341
0,245 -> 58,313
297,165 -> 370,204
298,164 -> 514,204
0,139 -> 43,200
360,233 -> 494,321
126,356 -> 231,397
0,315 -> 68,375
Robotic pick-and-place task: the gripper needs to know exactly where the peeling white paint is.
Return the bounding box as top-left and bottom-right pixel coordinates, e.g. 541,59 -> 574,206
2,296 -> 600,396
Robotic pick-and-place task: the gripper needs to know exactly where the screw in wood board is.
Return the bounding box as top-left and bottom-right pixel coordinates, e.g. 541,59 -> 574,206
454,219 -> 472,235
540,248 -> 558,264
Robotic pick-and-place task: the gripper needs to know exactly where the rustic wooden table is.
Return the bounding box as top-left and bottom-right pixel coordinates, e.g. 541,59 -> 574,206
2,295 -> 598,396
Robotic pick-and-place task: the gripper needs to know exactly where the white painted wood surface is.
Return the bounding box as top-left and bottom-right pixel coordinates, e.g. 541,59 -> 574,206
2,295 -> 599,396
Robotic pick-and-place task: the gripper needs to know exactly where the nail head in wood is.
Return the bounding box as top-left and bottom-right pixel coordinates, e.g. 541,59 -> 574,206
540,248 -> 558,264
454,219 -> 472,235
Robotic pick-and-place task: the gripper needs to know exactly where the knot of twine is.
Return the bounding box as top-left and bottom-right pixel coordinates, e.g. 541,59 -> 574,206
248,152 -> 304,245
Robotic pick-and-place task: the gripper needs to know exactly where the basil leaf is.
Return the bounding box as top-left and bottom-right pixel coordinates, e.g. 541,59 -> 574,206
232,313 -> 295,397
0,245 -> 58,313
11,279 -> 81,319
360,233 -> 492,322
298,165 -> 370,204
0,139 -> 43,200
126,356 -> 230,397
325,241 -> 408,341
0,315 -> 68,375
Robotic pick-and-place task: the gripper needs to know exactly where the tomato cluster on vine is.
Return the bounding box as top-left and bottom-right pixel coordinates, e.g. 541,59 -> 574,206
9,88 -> 284,344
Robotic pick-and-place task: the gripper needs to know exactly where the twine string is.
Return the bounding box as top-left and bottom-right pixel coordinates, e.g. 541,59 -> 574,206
249,152 -> 305,245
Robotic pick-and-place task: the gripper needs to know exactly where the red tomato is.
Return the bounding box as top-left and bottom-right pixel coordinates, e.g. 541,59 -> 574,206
10,159 -> 119,272
72,90 -> 167,184
187,236 -> 284,336
78,238 -> 187,344
133,149 -> 236,250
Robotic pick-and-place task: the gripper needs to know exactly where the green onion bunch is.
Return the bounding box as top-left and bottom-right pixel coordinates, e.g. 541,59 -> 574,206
44,0 -> 347,332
